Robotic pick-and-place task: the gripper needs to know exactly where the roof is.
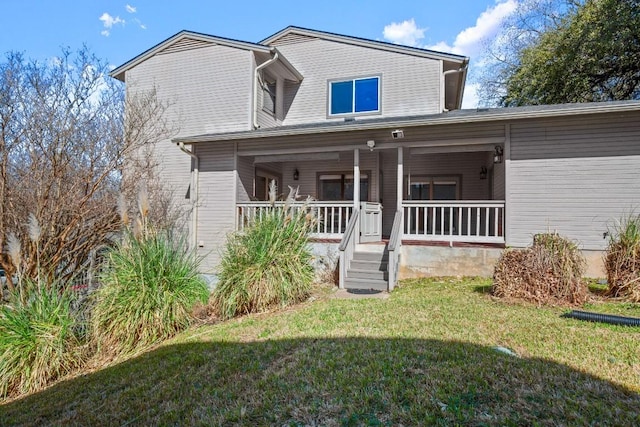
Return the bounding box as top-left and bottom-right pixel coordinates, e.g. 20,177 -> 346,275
111,26 -> 470,83
261,26 -> 469,64
110,30 -> 272,81
174,100 -> 640,144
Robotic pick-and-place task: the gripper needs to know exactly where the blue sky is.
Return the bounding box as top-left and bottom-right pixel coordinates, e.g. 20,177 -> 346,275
0,0 -> 519,107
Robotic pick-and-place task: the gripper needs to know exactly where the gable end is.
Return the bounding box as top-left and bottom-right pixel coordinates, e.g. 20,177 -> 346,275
270,33 -> 318,46
158,37 -> 216,55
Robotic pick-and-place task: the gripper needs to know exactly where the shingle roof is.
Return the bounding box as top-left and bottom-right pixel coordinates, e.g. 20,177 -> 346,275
174,100 -> 640,144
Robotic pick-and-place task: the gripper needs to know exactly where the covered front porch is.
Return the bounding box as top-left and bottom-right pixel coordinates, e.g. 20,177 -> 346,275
235,139 -> 506,290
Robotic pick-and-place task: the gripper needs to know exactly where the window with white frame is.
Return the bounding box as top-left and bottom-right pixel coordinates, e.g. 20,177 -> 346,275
405,176 -> 460,200
328,76 -> 380,116
318,172 -> 369,201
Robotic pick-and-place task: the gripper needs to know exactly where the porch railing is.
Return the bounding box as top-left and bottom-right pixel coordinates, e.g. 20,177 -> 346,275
338,210 -> 360,289
387,209 -> 403,291
402,201 -> 505,243
236,201 -> 354,238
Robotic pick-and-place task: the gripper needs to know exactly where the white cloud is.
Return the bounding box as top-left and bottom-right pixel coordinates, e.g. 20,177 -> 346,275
462,83 -> 481,109
132,17 -> 147,30
380,1 -> 519,107
382,19 -> 426,47
99,12 -> 124,29
427,0 -> 518,58
99,12 -> 125,36
125,4 -> 137,13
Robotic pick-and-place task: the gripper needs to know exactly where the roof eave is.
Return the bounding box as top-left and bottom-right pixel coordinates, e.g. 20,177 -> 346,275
272,47 -> 304,82
173,101 -> 640,144
261,26 -> 468,64
109,30 -> 272,82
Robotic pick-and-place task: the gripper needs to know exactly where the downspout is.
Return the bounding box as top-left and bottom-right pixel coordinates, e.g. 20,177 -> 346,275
178,142 -> 199,250
253,50 -> 279,129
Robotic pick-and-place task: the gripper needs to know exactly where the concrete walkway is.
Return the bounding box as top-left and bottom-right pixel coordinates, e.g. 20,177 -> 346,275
332,288 -> 390,300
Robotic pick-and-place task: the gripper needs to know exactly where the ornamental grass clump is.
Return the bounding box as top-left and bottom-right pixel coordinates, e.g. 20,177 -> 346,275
212,184 -> 315,320
0,283 -> 85,399
493,233 -> 587,305
90,191 -> 209,355
605,214 -> 640,302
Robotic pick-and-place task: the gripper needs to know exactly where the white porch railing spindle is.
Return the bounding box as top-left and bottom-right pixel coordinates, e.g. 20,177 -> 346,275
401,201 -> 505,243
485,207 -> 490,236
236,201 -> 355,239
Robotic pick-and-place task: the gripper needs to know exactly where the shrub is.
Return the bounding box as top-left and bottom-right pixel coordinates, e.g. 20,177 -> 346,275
211,189 -> 315,320
493,233 -> 587,305
90,232 -> 209,355
605,214 -> 640,301
0,284 -> 85,398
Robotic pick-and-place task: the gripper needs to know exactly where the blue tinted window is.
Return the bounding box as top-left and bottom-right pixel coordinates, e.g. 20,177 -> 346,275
329,76 -> 380,115
354,78 -> 379,112
330,80 -> 353,115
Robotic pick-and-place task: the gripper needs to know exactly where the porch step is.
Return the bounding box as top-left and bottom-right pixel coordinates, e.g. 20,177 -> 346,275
347,268 -> 388,281
349,260 -> 388,271
351,251 -> 388,262
344,249 -> 389,291
343,277 -> 388,291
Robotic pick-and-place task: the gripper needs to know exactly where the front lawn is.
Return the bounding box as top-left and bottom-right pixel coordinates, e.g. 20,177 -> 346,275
1,277 -> 639,425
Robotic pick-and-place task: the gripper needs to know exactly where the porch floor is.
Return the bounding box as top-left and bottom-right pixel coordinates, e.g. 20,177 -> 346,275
310,237 -> 505,249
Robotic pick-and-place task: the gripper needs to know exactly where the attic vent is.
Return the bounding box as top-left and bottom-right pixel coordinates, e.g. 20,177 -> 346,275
270,33 -> 317,46
159,38 -> 215,55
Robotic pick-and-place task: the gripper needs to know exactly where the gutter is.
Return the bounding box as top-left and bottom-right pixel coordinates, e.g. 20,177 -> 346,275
253,50 -> 279,129
178,142 -> 199,249
442,59 -> 469,110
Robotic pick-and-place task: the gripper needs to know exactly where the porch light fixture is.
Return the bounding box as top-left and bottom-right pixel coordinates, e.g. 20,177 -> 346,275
480,166 -> 488,180
366,140 -> 376,151
493,146 -> 504,164
293,168 -> 299,181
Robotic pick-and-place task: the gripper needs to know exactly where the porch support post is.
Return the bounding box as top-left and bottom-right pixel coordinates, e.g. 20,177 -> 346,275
353,148 -> 360,211
396,146 -> 403,212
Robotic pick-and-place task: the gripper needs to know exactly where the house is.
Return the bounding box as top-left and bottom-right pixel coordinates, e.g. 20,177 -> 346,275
111,26 -> 640,290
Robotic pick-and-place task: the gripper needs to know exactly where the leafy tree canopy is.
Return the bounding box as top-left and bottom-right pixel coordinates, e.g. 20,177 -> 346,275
502,0 -> 640,106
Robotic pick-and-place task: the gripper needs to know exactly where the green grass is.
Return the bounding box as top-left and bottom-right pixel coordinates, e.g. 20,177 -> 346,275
2,277 -> 639,425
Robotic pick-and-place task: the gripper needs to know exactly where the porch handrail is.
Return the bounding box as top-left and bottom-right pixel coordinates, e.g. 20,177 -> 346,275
238,201 -> 354,207
237,201 -> 354,236
387,209 -> 403,291
338,210 -> 360,289
402,200 -> 505,244
402,200 -> 505,206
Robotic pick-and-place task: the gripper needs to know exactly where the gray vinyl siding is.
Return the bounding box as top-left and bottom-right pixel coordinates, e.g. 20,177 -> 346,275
236,155 -> 254,202
195,142 -> 237,273
492,159 -> 505,200
507,112 -> 640,250
126,43 -> 253,136
124,41 -> 254,262
272,38 -> 442,125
